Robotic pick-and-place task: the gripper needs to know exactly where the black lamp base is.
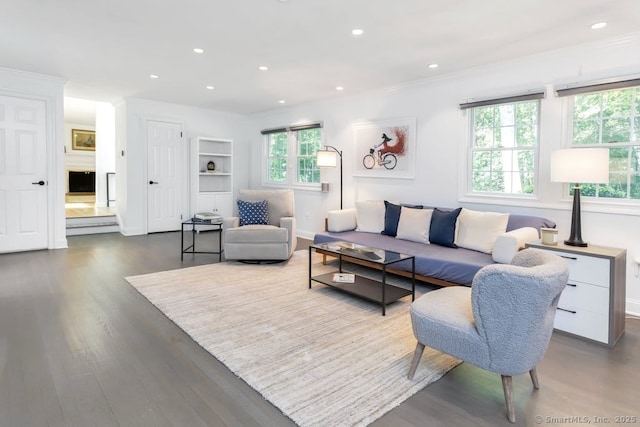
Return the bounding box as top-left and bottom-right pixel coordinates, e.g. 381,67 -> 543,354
564,238 -> 588,247
565,185 -> 588,247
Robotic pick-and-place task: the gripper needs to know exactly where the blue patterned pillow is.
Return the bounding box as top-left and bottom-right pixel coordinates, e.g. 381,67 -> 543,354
238,199 -> 269,226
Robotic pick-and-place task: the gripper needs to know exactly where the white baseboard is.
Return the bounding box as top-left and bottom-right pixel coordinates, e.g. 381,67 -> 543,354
297,229 -> 315,240
626,298 -> 640,317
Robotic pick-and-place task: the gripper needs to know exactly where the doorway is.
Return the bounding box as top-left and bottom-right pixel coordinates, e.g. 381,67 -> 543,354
63,97 -> 118,235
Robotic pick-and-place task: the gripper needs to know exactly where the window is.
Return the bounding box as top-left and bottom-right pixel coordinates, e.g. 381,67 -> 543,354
263,123 -> 323,186
296,127 -> 322,183
562,82 -> 640,200
464,96 -> 541,196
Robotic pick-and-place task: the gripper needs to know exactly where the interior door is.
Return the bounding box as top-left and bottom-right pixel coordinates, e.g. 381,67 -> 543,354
0,95 -> 48,253
147,120 -> 183,233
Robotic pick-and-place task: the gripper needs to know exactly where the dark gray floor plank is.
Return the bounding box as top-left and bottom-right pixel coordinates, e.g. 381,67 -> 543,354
1,232 -> 639,427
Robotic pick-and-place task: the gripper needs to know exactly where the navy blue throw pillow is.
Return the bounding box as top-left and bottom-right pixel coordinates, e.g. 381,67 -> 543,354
382,201 -> 402,236
429,207 -> 462,248
238,199 -> 269,226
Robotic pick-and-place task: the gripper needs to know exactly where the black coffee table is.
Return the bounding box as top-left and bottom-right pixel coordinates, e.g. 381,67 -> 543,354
309,241 -> 415,316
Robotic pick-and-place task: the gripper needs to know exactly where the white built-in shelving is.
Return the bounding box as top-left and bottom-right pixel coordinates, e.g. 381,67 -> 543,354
190,137 -> 233,218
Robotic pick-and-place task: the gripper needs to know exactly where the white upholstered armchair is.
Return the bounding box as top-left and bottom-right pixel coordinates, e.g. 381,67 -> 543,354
223,189 -> 297,262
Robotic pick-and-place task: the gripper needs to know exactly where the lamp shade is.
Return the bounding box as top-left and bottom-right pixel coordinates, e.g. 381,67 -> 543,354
316,149 -> 338,167
550,148 -> 609,184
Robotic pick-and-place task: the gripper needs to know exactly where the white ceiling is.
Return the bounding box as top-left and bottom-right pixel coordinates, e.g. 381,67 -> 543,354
2,0 -> 639,115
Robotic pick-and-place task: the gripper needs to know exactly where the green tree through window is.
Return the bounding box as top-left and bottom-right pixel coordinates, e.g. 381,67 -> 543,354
570,86 -> 640,200
267,132 -> 288,183
470,100 -> 539,195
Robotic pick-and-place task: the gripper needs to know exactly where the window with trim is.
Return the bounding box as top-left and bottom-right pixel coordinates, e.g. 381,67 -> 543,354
559,79 -> 640,200
462,93 -> 543,196
262,123 -> 323,186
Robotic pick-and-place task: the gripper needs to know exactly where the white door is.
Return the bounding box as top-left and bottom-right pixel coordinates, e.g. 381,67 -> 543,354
0,95 -> 48,253
147,120 -> 183,233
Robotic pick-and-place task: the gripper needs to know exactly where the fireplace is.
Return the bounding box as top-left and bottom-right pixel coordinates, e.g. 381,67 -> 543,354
68,171 -> 96,193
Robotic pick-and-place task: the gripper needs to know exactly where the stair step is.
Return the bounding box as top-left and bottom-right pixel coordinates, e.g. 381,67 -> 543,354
66,214 -> 120,236
66,221 -> 119,229
66,224 -> 120,236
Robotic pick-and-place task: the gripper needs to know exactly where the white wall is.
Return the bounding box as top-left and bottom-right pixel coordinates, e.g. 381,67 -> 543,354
246,33 -> 640,314
116,97 -> 250,235
0,67 -> 67,249
95,102 -> 116,207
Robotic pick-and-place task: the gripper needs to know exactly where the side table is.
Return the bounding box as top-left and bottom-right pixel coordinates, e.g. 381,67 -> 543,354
181,218 -> 223,262
526,241 -> 626,347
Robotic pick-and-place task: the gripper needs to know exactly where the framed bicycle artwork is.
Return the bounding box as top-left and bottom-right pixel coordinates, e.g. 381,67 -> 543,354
352,117 -> 416,179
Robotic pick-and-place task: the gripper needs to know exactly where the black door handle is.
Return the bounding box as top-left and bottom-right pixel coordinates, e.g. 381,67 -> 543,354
32,180 -> 45,186
149,181 -> 158,185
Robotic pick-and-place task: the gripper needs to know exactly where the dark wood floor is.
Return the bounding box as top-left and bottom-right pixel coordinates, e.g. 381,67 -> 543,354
0,232 -> 638,426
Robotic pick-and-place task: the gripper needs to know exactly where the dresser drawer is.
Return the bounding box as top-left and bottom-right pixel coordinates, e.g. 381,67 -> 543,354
536,248 -> 610,287
526,241 -> 626,347
557,282 -> 609,315
554,307 -> 609,344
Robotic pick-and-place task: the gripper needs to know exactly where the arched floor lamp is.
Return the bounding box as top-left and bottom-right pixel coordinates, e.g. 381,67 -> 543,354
316,146 -> 343,209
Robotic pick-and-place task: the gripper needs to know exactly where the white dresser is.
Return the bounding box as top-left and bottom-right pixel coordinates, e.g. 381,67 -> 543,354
526,241 -> 626,347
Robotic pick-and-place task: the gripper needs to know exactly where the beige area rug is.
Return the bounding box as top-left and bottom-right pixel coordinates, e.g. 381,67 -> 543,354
125,251 -> 460,427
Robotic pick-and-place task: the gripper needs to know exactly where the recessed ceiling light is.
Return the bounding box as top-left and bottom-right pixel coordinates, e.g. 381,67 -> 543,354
336,86 -> 344,91
150,74 -> 159,79
259,65 -> 269,71
193,48 -> 204,54
206,85 -> 214,90
352,28 -> 364,36
591,22 -> 607,29
278,100 -> 286,104
428,63 -> 439,69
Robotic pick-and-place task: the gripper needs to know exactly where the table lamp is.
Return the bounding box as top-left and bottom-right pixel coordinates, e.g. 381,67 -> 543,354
550,148 -> 609,246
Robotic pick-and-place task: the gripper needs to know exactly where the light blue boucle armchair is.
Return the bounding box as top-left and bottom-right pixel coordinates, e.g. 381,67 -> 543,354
408,248 -> 569,423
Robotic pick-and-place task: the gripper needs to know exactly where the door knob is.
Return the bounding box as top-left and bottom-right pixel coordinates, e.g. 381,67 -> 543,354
32,180 -> 45,186
149,181 -> 158,185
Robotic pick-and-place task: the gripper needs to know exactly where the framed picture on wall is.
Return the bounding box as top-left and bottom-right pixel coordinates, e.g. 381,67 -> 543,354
352,117 -> 416,179
72,129 -> 96,151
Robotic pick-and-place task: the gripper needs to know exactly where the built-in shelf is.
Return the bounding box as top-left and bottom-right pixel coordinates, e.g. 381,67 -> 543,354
191,137 -> 233,218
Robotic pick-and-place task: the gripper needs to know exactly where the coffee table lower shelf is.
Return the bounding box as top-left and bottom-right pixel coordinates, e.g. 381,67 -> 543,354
310,272 -> 413,315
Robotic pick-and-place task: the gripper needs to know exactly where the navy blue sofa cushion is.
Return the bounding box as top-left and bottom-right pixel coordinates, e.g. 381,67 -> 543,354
429,207 -> 461,247
382,201 -> 402,236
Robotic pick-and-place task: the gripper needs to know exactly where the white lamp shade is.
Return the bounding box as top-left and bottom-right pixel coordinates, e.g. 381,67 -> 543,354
316,149 -> 338,167
550,148 -> 609,184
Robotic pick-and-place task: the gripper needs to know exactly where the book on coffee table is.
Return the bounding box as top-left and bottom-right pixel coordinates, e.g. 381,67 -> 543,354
194,212 -> 222,222
332,273 -> 355,283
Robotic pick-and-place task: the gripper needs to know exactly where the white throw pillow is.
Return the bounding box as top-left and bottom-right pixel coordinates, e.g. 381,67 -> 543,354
355,200 -> 385,233
396,208 -> 433,244
327,208 -> 357,232
455,208 -> 509,254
